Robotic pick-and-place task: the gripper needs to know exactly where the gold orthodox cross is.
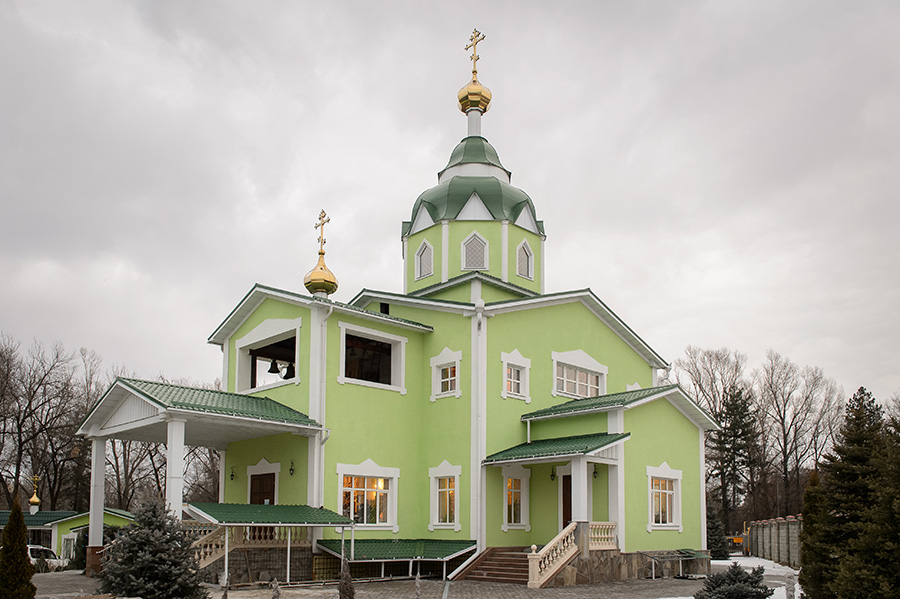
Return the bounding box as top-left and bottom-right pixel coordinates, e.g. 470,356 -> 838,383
465,29 -> 486,80
32,474 -> 39,491
315,209 -> 330,252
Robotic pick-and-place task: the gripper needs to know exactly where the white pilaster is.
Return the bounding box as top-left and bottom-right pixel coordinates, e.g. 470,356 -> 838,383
166,418 -> 186,520
467,109 -> 482,137
500,221 -> 508,282
699,427 -> 708,549
469,295 -> 488,550
218,449 -> 226,503
571,456 -> 589,522
402,238 -> 408,294
441,221 -> 449,282
540,236 -> 545,294
88,437 -> 106,548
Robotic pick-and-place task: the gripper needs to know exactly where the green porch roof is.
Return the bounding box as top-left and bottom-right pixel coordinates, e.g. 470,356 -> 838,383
317,539 -> 476,561
112,379 -> 321,428
483,432 -> 630,465
0,510 -> 78,528
521,385 -> 680,421
187,503 -> 352,526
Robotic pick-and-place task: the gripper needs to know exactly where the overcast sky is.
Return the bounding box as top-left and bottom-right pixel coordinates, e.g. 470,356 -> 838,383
2,1 -> 898,402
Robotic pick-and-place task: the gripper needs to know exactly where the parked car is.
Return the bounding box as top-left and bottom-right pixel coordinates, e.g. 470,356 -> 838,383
27,545 -> 68,571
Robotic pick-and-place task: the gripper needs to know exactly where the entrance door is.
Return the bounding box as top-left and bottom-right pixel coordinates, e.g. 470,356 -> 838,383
562,474 -> 572,528
250,473 -> 276,505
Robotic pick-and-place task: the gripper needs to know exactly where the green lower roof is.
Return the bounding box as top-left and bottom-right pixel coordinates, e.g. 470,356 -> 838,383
188,503 -> 352,526
521,385 -> 681,421
317,539 -> 476,561
0,510 -> 78,528
483,432 -> 630,464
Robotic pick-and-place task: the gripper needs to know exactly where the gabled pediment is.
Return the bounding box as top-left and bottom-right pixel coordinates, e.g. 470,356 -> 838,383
456,192 -> 493,220
101,393 -> 161,431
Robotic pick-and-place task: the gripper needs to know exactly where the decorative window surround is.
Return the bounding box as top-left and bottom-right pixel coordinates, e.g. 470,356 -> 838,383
235,318 -> 302,393
430,347 -> 462,402
428,460 -> 461,531
501,464 -> 531,532
415,240 -> 434,280
337,459 -> 400,533
646,462 -> 682,532
516,240 -> 534,280
627,382 -> 642,391
551,350 -> 608,398
461,231 -> 489,271
500,349 -> 531,403
338,322 -> 407,394
247,458 -> 280,504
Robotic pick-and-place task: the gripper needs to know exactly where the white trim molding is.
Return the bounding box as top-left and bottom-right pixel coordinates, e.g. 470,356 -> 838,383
551,350 -> 608,398
428,460 -> 462,531
500,349 -> 531,403
235,318 -> 302,392
646,461 -> 683,533
501,464 -> 531,532
337,321 -> 407,394
336,459 -> 401,533
247,458 -> 281,505
429,347 -> 462,402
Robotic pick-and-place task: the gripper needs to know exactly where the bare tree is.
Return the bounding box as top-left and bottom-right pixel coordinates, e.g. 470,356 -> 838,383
674,346 -> 748,420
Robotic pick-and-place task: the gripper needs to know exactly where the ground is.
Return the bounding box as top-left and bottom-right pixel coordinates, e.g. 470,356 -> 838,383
33,555 -> 799,599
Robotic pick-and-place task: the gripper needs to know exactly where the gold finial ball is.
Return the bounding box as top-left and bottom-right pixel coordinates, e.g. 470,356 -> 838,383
304,251 -> 339,295
29,491 -> 40,506
458,80 -> 491,114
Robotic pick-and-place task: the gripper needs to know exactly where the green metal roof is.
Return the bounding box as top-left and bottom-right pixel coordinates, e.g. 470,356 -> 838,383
317,539 -> 476,561
483,432 -> 630,465
404,176 -> 543,236
521,385 -> 681,422
114,378 -> 321,428
408,271 -> 538,300
188,503 -> 352,525
0,510 -> 77,528
42,508 -> 134,526
439,136 -> 509,176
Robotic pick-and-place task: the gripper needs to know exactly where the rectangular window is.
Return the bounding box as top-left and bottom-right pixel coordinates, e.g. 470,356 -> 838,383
440,365 -> 457,394
506,477 -> 523,525
342,475 -> 390,525
437,477 -> 455,524
556,364 -> 601,398
345,334 -> 392,385
506,365 -> 522,396
651,477 -> 675,525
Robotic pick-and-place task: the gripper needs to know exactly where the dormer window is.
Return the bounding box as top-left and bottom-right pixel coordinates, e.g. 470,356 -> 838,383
462,232 -> 488,270
516,241 -> 533,280
415,241 -> 433,280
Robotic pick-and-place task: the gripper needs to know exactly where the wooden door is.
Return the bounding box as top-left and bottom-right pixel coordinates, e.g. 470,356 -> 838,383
250,473 -> 276,505
562,474 -> 572,528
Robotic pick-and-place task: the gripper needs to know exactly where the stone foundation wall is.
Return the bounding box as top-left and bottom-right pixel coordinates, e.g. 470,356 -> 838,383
547,549 -> 710,587
199,546 -> 313,585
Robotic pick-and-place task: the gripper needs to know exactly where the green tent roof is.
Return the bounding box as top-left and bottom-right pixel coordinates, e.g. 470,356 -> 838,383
521,385 -> 682,421
188,503 -> 352,525
483,432 -> 630,465
111,378 -> 321,428
439,136 -> 509,176
317,539 -> 476,561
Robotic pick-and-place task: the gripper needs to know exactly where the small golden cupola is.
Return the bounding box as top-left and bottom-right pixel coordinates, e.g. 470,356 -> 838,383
29,474 -> 41,514
303,209 -> 339,297
458,29 -> 491,136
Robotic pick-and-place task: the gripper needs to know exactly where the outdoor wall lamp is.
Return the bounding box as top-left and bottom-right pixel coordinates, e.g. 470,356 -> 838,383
550,466 -> 556,481
593,464 -> 598,479
289,460 -> 295,476
230,467 -> 235,481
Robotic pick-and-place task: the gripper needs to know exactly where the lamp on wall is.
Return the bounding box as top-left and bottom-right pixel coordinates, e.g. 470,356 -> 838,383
230,467 -> 235,481
289,460 -> 295,476
593,464 -> 598,479
550,466 -> 556,481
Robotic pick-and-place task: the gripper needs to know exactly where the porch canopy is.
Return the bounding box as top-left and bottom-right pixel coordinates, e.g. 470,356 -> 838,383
482,432 -> 630,466
76,378 -> 324,562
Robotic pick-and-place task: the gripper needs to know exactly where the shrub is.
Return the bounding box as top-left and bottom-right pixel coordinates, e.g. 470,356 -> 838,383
695,562 -> 774,599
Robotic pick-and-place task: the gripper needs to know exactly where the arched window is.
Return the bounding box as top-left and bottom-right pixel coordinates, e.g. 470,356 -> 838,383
462,232 -> 488,270
415,241 -> 433,280
516,241 -> 533,280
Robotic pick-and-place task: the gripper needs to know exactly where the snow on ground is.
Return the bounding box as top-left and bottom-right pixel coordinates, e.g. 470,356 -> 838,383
660,555 -> 801,599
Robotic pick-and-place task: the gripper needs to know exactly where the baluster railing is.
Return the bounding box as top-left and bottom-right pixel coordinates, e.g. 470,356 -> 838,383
527,521 -> 578,589
589,521 -> 617,550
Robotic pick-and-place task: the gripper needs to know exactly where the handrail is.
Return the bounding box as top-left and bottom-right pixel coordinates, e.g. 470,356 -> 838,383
589,521 -> 617,550
527,521 -> 578,589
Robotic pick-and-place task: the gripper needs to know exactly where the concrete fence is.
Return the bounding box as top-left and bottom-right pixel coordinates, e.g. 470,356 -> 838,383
746,515 -> 802,569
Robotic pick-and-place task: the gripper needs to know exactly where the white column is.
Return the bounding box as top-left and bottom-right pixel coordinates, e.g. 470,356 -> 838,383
88,437 -> 106,548
500,221 -> 509,282
441,221 -> 450,282
166,418 -> 186,519
467,109 -> 482,137
218,449 -> 226,503
570,456 -> 589,522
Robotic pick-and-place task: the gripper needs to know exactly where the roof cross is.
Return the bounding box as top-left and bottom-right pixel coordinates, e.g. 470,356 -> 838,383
315,209 -> 330,252
32,474 -> 39,491
465,29 -> 486,81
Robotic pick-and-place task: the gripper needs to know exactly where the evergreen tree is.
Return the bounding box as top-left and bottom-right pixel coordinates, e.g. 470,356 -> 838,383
98,499 -> 207,599
0,502 -> 37,599
694,562 -> 773,599
798,470 -> 831,599
709,385 -> 759,532
706,505 -> 729,560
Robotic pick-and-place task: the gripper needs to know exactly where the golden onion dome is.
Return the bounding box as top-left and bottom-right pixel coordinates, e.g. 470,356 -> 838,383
458,79 -> 492,114
303,250 -> 339,295
29,490 -> 41,506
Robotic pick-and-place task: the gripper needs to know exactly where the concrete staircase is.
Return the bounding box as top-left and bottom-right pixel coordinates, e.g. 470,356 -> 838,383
462,547 -> 530,585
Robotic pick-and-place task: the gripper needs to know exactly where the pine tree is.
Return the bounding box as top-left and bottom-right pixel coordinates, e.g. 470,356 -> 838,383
0,502 -> 37,599
798,470 -> 831,599
706,505 -> 729,560
98,499 -> 207,599
694,562 -> 773,599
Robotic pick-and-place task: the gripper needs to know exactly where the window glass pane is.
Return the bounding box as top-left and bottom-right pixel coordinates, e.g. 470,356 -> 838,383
448,489 -> 455,522
378,491 -> 388,523
353,490 -> 365,523
345,334 -> 392,385
343,491 -> 351,518
367,477 -> 378,489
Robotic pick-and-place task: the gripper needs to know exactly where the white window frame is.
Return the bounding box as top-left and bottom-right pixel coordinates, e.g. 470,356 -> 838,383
247,457 -> 281,504
516,240 -> 534,280
235,318 -> 302,393
337,459 -> 400,533
429,347 -> 462,402
415,240 -> 434,280
646,462 -> 682,532
500,349 -> 531,403
428,460 -> 461,531
551,350 -> 608,399
461,231 -> 489,271
338,322 -> 407,394
501,464 -> 531,532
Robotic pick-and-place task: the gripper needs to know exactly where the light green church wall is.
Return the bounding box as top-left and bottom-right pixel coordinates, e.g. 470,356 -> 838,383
506,227 -> 543,294
225,298 -> 312,415
592,464 -> 610,521
223,433 -> 310,505
530,413 -> 608,441
405,225 -> 444,294
622,399 -> 703,552
421,285 -> 473,303
448,222 -> 503,280
480,283 -> 526,303
52,512 -> 133,554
